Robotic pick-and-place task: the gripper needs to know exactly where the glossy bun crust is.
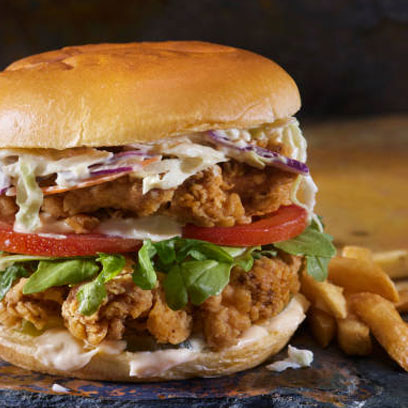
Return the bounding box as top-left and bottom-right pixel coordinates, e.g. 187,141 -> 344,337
0,41 -> 300,149
0,294 -> 308,381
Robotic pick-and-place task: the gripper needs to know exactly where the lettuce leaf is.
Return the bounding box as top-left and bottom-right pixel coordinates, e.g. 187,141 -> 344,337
14,157 -> 43,233
0,264 -> 30,300
132,238 -> 256,310
132,240 -> 157,290
76,253 -> 125,316
274,222 -> 336,281
23,260 -> 99,294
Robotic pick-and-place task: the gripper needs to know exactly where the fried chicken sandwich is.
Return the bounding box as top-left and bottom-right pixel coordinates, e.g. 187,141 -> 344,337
0,41 -> 335,381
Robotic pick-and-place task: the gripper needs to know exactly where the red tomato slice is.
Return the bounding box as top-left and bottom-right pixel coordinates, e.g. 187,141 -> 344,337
182,205 -> 308,246
0,223 -> 141,256
0,205 -> 306,256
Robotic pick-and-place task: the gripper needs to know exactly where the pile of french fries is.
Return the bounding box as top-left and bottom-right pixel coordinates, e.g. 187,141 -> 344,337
301,246 -> 408,371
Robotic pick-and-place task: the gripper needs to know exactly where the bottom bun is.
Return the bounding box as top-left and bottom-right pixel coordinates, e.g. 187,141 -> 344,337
0,294 -> 309,382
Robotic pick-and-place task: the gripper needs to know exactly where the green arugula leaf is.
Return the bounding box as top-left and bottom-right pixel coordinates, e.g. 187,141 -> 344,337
77,278 -> 106,316
306,256 -> 331,282
132,240 -> 157,290
0,255 -> 61,271
0,264 -> 30,300
153,239 -> 176,265
220,247 -> 247,257
274,226 -> 335,258
311,215 -> 325,230
163,260 -> 232,309
274,222 -> 336,281
173,239 -> 233,263
76,253 -> 126,316
180,260 -> 231,305
186,243 -> 233,264
23,260 -> 99,294
133,238 -> 259,310
162,265 -> 188,310
96,253 -> 126,282
233,247 -> 262,271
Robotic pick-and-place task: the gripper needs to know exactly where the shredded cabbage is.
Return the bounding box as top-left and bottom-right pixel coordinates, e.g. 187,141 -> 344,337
0,148 -> 112,188
0,118 -> 319,233
14,157 -> 43,233
274,119 -> 308,162
141,139 -> 227,193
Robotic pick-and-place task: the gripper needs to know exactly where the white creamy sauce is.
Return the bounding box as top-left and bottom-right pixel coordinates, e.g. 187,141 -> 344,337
235,325 -> 268,347
29,295 -> 308,375
129,349 -> 197,377
266,345 -> 314,372
96,215 -> 182,241
51,383 -> 70,393
235,295 -> 308,349
37,233 -> 67,240
141,139 -> 227,194
34,329 -> 125,371
38,213 -> 74,235
35,214 -> 182,241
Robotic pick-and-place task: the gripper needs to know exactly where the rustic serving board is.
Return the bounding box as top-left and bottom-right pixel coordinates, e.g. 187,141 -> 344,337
0,115 -> 407,407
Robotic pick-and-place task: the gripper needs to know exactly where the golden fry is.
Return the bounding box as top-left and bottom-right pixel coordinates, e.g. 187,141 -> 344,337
341,246 -> 372,262
328,257 -> 399,303
300,271 -> 347,319
395,280 -> 408,291
396,289 -> 408,313
349,292 -> 408,372
308,307 -> 336,348
336,313 -> 372,356
373,250 -> 408,279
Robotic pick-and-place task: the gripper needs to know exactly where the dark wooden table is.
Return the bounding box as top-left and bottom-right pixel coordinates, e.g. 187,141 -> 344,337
0,115 -> 407,407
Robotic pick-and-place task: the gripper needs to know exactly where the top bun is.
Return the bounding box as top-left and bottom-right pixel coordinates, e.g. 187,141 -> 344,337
0,41 -> 300,149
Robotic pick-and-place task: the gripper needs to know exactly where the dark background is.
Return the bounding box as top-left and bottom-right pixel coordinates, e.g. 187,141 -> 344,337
1,0 -> 407,118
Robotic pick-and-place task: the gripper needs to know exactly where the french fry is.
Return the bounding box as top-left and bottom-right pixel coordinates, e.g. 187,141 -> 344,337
336,312 -> 372,356
328,257 -> 399,303
300,271 -> 347,319
395,280 -> 408,292
395,289 -> 408,313
373,250 -> 408,279
341,246 -> 373,262
349,292 -> 408,371
308,307 -> 336,348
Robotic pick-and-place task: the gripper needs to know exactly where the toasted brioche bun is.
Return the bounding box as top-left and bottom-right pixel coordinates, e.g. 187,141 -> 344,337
0,294 -> 308,381
0,41 -> 300,150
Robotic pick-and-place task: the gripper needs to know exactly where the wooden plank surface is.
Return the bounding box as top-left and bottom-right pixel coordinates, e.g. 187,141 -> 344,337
306,115 -> 408,251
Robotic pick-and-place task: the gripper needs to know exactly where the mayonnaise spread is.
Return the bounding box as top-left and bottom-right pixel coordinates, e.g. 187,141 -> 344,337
34,329 -> 125,371
28,295 -> 308,375
129,349 -> 197,377
96,215 -> 182,241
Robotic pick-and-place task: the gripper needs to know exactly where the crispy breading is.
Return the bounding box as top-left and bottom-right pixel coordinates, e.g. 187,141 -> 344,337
201,255 -> 301,350
65,214 -> 100,234
0,278 -> 65,330
0,254 -> 301,351
62,176 -> 175,217
147,288 -> 192,344
222,162 -> 295,217
200,286 -> 252,349
169,165 -> 249,227
0,196 -> 18,222
8,160 -> 295,230
62,274 -> 153,345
